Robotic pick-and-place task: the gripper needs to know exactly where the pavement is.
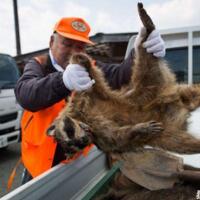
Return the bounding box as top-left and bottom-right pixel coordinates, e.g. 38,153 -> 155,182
0,143 -> 23,198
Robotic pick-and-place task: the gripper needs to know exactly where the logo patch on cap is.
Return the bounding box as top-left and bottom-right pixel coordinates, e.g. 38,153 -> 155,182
71,21 -> 87,32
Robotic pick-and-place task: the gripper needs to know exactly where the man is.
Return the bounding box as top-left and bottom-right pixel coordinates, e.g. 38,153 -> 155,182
15,17 -> 165,184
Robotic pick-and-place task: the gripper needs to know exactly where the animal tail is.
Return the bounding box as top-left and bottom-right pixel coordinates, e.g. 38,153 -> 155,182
137,2 -> 155,36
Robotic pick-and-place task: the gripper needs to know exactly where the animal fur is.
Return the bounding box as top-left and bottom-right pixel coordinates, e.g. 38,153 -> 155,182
48,3 -> 200,156
47,3 -> 200,199
95,171 -> 199,200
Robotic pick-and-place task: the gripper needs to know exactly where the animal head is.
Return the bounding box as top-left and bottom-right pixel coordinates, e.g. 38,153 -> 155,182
47,116 -> 93,157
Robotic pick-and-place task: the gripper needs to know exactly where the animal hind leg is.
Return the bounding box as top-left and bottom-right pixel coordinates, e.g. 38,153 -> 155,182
69,53 -> 116,100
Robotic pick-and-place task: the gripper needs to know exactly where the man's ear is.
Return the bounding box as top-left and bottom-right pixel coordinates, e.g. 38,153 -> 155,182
47,124 -> 56,136
49,35 -> 54,48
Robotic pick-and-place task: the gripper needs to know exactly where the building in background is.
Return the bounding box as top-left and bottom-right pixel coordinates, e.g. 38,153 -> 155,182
161,26 -> 200,84
14,26 -> 200,84
124,26 -> 200,84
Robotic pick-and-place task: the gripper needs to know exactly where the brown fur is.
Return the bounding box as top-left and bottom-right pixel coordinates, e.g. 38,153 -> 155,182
48,3 -> 200,155
47,3 -> 200,199
95,172 -> 198,200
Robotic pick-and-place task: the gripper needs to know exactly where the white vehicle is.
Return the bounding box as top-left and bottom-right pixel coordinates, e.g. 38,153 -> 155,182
0,53 -> 22,149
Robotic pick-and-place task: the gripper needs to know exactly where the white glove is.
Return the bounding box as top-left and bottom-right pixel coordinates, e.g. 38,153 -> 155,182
63,64 -> 95,92
134,27 -> 166,58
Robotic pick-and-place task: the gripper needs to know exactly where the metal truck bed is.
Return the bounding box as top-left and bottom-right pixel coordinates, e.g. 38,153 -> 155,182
1,146 -> 119,200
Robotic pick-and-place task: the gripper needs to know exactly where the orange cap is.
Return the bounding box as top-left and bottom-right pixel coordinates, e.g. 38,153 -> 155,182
54,17 -> 94,45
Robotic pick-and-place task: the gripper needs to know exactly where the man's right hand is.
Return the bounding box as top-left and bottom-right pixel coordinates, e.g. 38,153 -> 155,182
63,64 -> 95,92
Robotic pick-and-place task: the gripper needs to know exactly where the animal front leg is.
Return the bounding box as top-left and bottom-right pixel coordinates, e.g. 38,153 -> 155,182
91,119 -> 163,152
130,121 -> 164,145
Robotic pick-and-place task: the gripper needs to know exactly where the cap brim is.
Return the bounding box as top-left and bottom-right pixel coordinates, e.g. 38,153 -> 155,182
57,31 -> 95,45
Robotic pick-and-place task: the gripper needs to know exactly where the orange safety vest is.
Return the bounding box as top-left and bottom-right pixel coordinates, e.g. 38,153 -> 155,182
21,56 -> 68,178
21,100 -> 66,178
21,56 -> 94,178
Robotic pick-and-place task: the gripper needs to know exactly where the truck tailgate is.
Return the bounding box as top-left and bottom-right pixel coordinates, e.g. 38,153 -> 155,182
2,147 -> 109,200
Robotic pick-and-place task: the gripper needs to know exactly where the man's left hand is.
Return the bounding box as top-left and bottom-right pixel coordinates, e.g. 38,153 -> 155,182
143,29 -> 166,58
134,27 -> 166,58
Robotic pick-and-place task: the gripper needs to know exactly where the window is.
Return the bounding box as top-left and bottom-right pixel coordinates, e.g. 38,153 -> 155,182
0,54 -> 19,89
165,48 -> 188,83
193,46 -> 200,83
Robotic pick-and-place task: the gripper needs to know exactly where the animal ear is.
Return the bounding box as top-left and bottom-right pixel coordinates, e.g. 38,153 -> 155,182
47,124 -> 56,136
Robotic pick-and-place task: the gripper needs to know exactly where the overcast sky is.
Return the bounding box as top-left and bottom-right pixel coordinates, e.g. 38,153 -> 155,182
0,0 -> 200,56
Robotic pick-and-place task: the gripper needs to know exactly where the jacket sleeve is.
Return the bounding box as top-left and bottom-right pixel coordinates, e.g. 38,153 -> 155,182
15,59 -> 71,112
96,49 -> 134,89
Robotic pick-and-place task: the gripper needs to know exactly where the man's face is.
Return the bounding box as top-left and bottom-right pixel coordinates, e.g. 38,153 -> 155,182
50,33 -> 86,68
